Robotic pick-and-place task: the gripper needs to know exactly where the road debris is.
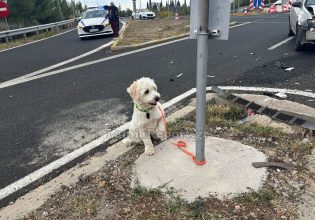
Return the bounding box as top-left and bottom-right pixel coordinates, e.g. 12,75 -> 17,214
284,67 -> 295,72
252,162 -> 294,170
207,75 -> 215,78
176,73 -> 183,78
250,52 -> 255,55
275,92 -> 288,99
274,61 -> 288,69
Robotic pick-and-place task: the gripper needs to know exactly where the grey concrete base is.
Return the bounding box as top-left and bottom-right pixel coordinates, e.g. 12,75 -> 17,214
133,136 -> 268,202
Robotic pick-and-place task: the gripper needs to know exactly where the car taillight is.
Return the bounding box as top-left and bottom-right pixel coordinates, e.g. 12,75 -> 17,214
307,19 -> 315,27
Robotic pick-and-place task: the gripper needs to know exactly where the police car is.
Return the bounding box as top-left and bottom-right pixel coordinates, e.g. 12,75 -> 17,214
77,7 -> 112,39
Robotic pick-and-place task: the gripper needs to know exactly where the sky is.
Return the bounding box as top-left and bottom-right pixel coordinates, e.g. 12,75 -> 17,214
77,0 -> 188,10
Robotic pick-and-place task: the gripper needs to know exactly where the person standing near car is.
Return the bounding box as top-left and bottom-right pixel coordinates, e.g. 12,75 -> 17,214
107,2 -> 119,38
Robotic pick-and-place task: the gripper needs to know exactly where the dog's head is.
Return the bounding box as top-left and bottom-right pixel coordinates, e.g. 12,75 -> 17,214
127,77 -> 160,106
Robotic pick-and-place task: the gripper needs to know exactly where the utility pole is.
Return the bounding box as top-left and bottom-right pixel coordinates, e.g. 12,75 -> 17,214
233,0 -> 235,13
195,0 -> 209,163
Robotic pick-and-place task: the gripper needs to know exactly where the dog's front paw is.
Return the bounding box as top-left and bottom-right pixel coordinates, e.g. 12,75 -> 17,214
158,131 -> 168,142
145,146 -> 154,156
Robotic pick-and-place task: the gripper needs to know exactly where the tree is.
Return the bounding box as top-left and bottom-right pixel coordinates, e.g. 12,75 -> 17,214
149,0 -> 152,8
147,2 -> 149,9
160,1 -> 163,8
177,0 -> 181,7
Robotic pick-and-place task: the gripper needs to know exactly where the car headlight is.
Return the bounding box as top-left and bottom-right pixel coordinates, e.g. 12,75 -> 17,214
307,19 -> 315,27
103,20 -> 109,26
77,22 -> 84,29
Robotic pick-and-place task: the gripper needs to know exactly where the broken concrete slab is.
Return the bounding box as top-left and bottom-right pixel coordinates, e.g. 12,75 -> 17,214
132,136 -> 268,202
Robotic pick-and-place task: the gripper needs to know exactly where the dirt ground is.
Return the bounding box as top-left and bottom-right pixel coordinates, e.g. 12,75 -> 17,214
116,18 -> 189,46
25,103 -> 315,220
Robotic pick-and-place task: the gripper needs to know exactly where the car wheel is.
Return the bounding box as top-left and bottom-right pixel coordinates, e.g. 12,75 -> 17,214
294,25 -> 304,51
288,18 -> 294,36
139,15 -> 142,20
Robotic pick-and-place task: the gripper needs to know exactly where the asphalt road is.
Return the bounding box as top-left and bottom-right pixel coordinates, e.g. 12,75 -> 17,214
1,13 -> 315,199
0,29 -> 114,83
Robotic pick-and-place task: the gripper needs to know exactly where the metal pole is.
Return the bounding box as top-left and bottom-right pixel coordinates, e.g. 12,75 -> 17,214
4,17 -> 11,42
233,0 -> 235,13
132,0 -> 136,13
195,0 -> 209,163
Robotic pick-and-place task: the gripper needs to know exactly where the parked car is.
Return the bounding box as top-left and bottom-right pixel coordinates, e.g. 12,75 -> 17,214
77,7 -> 112,40
289,0 -> 315,50
132,9 -> 156,19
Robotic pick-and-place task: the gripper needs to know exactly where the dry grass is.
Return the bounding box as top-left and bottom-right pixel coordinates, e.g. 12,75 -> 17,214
116,18 -> 189,46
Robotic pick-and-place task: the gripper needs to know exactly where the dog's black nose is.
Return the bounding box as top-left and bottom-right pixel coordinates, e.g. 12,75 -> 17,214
155,96 -> 160,102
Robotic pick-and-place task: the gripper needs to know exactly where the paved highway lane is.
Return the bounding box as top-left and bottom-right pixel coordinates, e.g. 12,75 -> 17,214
1,13 -> 315,200
0,29 -> 114,83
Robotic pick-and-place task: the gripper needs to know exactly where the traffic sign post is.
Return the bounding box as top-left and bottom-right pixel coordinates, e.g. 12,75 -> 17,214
190,0 -> 231,163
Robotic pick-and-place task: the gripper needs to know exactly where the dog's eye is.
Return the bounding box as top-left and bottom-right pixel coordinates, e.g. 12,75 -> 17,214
144,90 -> 149,95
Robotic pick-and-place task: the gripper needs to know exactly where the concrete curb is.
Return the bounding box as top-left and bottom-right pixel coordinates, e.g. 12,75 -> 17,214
111,20 -> 131,50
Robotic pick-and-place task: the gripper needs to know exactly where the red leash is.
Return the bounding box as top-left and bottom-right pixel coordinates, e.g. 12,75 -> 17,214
157,104 -> 206,166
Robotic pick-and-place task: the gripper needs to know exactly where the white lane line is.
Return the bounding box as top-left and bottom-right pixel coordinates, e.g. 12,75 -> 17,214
1,85 -> 314,201
0,29 -> 76,53
0,37 -> 189,90
267,36 -> 295,50
0,22 -> 252,90
2,21 -> 127,86
0,122 -> 128,201
0,39 -> 114,87
230,22 -> 251,28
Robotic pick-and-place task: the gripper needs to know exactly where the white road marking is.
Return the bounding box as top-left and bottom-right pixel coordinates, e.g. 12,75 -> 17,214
1,85 -> 315,201
0,29 -> 76,53
0,37 -> 189,89
1,21 -> 127,87
0,22 -> 252,90
267,36 -> 295,50
229,22 -> 251,28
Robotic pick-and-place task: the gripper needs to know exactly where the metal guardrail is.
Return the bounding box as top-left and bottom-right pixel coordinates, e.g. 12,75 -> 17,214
0,18 -> 78,41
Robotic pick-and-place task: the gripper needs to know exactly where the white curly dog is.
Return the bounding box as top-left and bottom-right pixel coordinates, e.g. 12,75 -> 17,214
124,77 -> 167,155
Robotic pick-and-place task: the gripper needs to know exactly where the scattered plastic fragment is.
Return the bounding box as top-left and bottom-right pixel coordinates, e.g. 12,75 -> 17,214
284,67 -> 295,72
275,92 -> 287,99
176,73 -> 183,78
207,75 -> 215,78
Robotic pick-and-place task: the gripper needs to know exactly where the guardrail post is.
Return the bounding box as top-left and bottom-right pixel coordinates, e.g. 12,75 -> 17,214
23,33 -> 27,40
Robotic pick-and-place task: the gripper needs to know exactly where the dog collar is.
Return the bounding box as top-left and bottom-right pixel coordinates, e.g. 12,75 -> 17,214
134,104 -> 153,113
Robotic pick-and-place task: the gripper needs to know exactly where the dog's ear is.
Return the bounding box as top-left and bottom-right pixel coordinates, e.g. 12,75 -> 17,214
127,81 -> 139,101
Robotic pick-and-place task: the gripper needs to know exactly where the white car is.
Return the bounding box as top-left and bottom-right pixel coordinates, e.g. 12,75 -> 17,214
77,8 -> 112,39
132,9 -> 156,19
289,0 -> 315,50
